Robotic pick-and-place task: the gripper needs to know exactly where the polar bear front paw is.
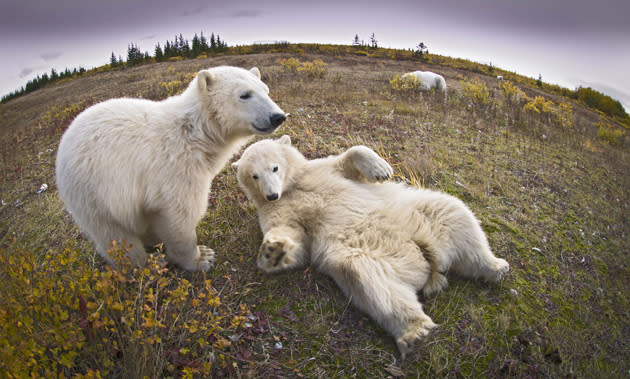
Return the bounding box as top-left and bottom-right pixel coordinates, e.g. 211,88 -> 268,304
484,258 -> 510,282
396,318 -> 437,359
351,146 -> 393,182
195,245 -> 216,272
396,317 -> 438,359
258,234 -> 298,273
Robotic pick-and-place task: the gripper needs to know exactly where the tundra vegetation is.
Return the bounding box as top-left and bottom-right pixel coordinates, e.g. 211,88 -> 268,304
0,45 -> 628,377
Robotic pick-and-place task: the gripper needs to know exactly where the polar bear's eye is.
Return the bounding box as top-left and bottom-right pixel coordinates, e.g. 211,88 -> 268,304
252,174 -> 259,180
273,166 -> 278,173
240,92 -> 252,100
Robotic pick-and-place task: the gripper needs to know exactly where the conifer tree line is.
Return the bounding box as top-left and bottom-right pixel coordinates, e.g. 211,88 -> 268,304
112,32 -> 228,67
156,32 -> 228,61
1,67 -> 87,103
2,32 -> 228,103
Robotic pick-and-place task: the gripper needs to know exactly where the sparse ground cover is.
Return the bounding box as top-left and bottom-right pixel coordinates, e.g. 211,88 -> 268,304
1,51 -> 628,377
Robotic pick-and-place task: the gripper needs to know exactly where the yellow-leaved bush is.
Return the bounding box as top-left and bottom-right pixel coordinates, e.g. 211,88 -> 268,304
596,122 -> 626,146
0,241 -> 251,378
390,74 -> 421,91
461,78 -> 493,109
280,58 -> 328,78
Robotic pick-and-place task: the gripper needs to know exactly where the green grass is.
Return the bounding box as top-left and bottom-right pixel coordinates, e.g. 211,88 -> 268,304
1,50 -> 629,377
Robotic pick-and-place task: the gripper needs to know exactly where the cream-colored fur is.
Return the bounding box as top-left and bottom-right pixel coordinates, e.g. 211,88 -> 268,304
402,70 -> 447,92
233,136 -> 509,358
56,66 -> 286,271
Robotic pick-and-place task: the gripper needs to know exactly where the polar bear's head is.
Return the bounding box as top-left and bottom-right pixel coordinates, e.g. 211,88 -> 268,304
232,135 -> 305,205
192,66 -> 286,136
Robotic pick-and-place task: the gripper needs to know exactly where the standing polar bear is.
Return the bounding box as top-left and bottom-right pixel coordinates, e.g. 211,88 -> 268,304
233,136 -> 509,357
56,66 -> 286,271
402,70 -> 447,92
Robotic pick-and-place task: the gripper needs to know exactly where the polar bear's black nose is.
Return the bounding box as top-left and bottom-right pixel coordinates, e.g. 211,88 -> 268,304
270,113 -> 286,128
266,193 -> 279,201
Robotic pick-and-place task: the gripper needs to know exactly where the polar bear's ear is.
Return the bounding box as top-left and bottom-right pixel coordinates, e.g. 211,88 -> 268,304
278,135 -> 292,145
249,67 -> 261,79
231,159 -> 240,169
197,70 -> 214,92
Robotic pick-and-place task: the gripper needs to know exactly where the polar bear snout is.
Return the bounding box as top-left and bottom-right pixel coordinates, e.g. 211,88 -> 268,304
266,193 -> 279,201
251,112 -> 286,134
270,113 -> 286,128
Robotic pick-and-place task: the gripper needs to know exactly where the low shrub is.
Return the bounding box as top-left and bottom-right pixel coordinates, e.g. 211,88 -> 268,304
297,59 -> 328,79
498,81 -> 522,107
596,122 -> 626,146
523,97 -> 575,128
461,79 -> 493,110
555,102 -> 575,129
159,80 -> 184,97
0,241 -> 250,377
41,102 -> 86,133
390,74 -> 421,91
523,96 -> 554,115
280,57 -> 300,73
281,58 -> 328,79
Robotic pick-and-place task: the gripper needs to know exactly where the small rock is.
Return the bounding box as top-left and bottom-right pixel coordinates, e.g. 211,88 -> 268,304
274,342 -> 283,350
36,183 -> 48,194
510,289 -> 519,296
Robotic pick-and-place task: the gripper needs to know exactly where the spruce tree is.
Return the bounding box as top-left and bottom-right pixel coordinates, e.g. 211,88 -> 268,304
155,42 -> 164,61
164,41 -> 172,58
110,52 -> 118,67
216,35 -> 226,51
127,43 -> 144,65
200,32 -> 209,51
192,33 -> 201,57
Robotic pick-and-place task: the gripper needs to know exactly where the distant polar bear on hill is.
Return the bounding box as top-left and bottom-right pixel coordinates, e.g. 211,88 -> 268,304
56,66 -> 286,271
233,136 -> 509,357
402,70 -> 447,92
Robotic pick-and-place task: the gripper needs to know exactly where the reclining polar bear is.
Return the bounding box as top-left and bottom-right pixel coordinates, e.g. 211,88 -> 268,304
233,136 -> 509,357
402,70 -> 447,92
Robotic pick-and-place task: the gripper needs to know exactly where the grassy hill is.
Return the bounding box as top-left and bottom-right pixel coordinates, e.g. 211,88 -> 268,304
1,49 -> 629,377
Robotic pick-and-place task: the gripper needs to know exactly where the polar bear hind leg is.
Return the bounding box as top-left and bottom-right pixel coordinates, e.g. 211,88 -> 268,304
413,191 -> 510,283
446,224 -> 510,282
86,217 -> 148,267
324,247 -> 437,358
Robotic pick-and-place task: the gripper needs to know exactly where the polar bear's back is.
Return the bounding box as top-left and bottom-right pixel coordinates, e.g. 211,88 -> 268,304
56,97 -> 180,231
404,71 -> 447,91
58,99 -> 155,187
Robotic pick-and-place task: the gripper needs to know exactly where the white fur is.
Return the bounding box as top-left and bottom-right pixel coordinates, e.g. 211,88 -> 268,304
56,66 -> 286,271
233,136 -> 509,358
402,70 -> 447,92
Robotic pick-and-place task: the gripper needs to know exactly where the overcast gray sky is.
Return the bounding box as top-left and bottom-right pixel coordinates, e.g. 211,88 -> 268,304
1,0 -> 628,111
